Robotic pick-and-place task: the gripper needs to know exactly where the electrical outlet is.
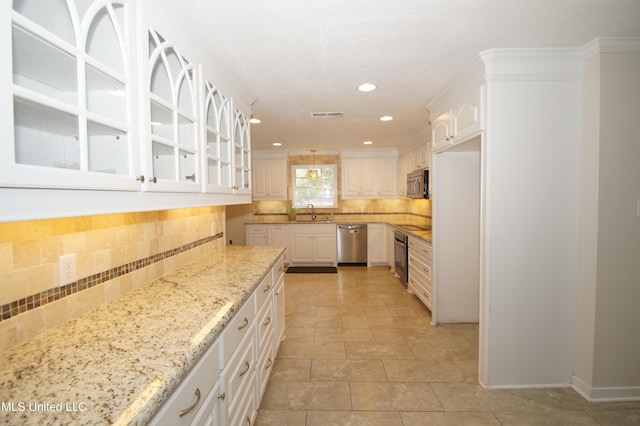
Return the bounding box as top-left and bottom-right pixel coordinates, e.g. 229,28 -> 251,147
59,253 -> 77,286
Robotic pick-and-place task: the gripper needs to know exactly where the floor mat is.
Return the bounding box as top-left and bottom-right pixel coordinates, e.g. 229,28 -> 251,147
286,266 -> 337,273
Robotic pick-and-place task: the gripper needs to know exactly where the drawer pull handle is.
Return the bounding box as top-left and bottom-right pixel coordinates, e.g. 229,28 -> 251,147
263,285 -> 271,293
238,317 -> 249,331
264,316 -> 272,326
179,387 -> 201,417
265,358 -> 273,369
217,392 -> 226,400
239,361 -> 251,378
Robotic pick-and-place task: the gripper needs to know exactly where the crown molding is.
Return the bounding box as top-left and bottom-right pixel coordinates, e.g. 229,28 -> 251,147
582,37 -> 640,60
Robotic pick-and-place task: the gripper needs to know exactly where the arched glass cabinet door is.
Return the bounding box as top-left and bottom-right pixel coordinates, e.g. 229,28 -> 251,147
203,80 -> 233,193
3,0 -> 138,190
146,28 -> 199,192
232,108 -> 251,194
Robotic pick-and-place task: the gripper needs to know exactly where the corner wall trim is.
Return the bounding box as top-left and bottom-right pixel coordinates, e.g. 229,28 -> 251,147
572,375 -> 640,402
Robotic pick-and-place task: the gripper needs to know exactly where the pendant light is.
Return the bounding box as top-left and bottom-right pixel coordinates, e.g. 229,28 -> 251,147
308,149 -> 319,181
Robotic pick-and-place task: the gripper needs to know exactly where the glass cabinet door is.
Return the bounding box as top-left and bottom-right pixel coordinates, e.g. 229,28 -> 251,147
232,108 -> 251,194
144,28 -> 200,192
203,81 -> 233,193
2,0 -> 138,190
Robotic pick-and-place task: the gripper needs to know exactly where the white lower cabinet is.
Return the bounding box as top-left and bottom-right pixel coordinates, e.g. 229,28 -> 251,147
289,224 -> 337,266
245,225 -> 268,246
151,253 -> 285,426
220,324 -> 257,426
407,236 -> 433,311
246,225 -> 290,263
367,224 -> 387,266
149,339 -> 221,426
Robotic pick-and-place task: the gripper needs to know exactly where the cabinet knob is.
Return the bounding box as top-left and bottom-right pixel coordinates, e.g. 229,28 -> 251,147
149,177 -> 157,183
218,392 -> 226,400
136,175 -> 145,182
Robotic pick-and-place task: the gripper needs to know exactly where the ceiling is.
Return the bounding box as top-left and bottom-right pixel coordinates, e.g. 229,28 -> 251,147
189,0 -> 640,152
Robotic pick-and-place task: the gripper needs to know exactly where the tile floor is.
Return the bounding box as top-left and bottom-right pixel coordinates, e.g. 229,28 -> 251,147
256,266 -> 640,425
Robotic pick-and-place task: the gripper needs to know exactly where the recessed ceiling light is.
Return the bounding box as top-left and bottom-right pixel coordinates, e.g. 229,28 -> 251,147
363,141 -> 373,145
380,115 -> 393,121
272,142 -> 282,146
358,83 -> 376,92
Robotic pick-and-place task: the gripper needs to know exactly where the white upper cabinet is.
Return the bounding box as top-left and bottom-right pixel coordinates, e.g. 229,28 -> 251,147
1,0 -> 254,217
202,80 -> 233,193
143,28 -> 200,192
252,152 -> 287,200
341,150 -> 398,199
232,108 -> 251,194
3,0 -> 140,190
429,60 -> 485,153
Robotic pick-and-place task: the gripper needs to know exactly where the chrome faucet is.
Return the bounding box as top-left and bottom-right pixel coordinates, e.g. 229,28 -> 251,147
306,203 -> 317,221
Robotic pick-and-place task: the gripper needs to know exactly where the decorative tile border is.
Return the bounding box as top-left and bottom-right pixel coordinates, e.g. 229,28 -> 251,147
0,233 -> 224,322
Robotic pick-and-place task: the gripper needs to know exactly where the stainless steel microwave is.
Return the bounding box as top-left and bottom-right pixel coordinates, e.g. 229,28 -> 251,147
406,169 -> 430,199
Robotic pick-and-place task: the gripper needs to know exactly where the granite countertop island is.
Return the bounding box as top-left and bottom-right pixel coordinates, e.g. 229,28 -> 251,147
0,245 -> 284,425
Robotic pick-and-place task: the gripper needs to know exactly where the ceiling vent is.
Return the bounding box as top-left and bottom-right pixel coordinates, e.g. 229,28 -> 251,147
310,112 -> 344,118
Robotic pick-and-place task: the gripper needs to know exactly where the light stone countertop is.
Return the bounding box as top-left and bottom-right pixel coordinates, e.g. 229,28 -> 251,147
0,245 -> 285,425
246,218 -> 433,243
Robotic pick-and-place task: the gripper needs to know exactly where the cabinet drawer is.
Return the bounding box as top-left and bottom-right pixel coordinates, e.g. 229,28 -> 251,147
221,328 -> 256,423
257,299 -> 274,353
221,297 -> 256,365
408,237 -> 432,261
408,254 -> 432,281
409,277 -> 432,309
150,340 -> 220,425
274,254 -> 285,282
255,273 -> 273,313
257,341 -> 275,401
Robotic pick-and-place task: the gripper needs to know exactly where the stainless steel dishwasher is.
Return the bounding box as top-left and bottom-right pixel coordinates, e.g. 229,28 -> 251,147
337,224 -> 368,265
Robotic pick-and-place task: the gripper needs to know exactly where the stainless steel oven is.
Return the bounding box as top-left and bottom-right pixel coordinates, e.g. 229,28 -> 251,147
394,230 -> 408,284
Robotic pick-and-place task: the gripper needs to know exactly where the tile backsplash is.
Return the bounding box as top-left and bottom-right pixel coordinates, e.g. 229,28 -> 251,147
0,207 -> 225,353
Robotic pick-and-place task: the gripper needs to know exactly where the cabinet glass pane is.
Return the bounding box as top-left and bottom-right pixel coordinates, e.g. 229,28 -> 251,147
86,65 -> 126,123
13,25 -> 77,105
220,137 -> 231,161
220,108 -> 230,138
207,159 -> 219,186
221,162 -> 231,187
177,72 -> 194,116
13,0 -> 74,44
206,130 -> 218,157
152,142 -> 175,180
178,114 -> 195,148
150,56 -> 171,101
150,101 -> 173,139
87,121 -> 128,175
179,150 -> 196,183
85,4 -> 125,75
14,99 -> 79,170
206,93 -> 219,131
236,169 -> 250,189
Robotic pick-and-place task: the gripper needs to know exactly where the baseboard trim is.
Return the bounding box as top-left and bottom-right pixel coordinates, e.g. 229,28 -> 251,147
572,375 -> 640,402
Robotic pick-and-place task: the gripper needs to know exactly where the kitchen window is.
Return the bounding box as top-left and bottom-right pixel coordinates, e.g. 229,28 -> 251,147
292,165 -> 337,208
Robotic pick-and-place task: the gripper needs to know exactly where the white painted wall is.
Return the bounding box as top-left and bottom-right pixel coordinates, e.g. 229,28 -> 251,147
575,48 -> 640,400
433,137 -> 481,323
481,49 -> 582,387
